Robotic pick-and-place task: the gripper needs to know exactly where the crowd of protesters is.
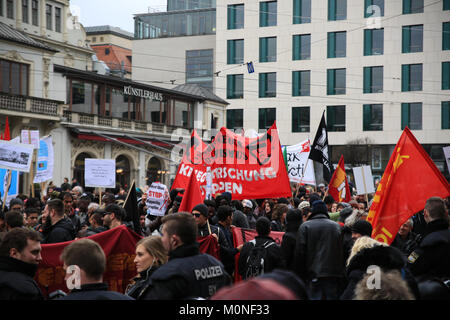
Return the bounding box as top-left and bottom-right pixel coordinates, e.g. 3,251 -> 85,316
0,178 -> 448,300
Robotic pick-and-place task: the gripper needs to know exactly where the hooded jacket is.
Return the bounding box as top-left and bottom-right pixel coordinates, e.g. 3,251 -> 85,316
0,256 -> 44,300
41,217 -> 75,244
340,245 -> 419,300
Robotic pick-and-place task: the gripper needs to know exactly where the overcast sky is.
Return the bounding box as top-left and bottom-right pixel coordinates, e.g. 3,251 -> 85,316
70,0 -> 167,33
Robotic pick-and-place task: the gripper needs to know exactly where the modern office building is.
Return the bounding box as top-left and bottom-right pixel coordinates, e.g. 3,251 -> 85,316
216,0 -> 450,181
132,0 -> 216,92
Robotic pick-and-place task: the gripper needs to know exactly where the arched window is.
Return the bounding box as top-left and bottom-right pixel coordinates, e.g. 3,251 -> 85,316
147,157 -> 162,185
73,152 -> 92,188
116,155 -> 131,189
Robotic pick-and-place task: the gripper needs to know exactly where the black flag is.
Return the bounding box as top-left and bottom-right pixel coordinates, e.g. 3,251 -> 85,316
123,180 -> 141,235
309,111 -> 333,182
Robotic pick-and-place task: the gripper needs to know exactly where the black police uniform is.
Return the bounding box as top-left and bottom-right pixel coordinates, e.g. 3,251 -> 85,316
58,283 -> 134,300
143,243 -> 230,299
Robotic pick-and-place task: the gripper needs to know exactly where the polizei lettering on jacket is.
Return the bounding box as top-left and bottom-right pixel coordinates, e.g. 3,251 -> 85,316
194,265 -> 223,280
123,86 -> 163,101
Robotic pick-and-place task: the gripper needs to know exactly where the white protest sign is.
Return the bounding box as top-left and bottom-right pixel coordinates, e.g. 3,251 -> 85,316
284,140 -> 316,185
33,136 -> 54,183
146,182 -> 169,216
21,130 -> 40,149
352,165 -> 375,195
443,146 -> 450,174
84,159 -> 116,188
0,140 -> 34,172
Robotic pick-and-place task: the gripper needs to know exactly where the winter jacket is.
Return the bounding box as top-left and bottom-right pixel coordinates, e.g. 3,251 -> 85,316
0,256 -> 44,300
407,219 -> 450,282
238,235 -> 286,279
144,243 -> 230,299
340,245 -> 419,300
125,266 -> 160,300
41,217 -> 75,244
58,283 -> 133,300
85,226 -> 108,237
281,231 -> 298,271
293,212 -> 345,281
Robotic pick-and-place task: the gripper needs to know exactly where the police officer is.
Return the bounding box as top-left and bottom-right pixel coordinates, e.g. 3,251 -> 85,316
143,212 -> 231,299
407,197 -> 450,286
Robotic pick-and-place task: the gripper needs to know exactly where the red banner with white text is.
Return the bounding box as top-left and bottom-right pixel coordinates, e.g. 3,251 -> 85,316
171,123 -> 292,200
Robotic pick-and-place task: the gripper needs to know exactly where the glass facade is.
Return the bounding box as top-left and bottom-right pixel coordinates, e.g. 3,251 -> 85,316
135,8 -> 216,39
167,0 -> 216,11
227,39 -> 244,65
260,1 -> 277,27
186,49 -> 213,90
227,74 -> 244,99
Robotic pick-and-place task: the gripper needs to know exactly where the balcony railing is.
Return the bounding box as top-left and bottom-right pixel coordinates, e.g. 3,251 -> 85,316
63,110 -> 192,136
0,92 -> 62,117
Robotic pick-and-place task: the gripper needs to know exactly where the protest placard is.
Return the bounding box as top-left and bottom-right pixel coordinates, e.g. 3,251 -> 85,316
146,182 -> 169,216
283,140 -> 316,185
33,136 -> 54,183
0,140 -> 34,172
84,159 -> 116,188
21,130 -> 40,149
352,165 -> 375,195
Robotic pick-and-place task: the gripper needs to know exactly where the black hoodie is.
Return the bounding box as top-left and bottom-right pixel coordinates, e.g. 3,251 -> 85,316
41,217 -> 75,244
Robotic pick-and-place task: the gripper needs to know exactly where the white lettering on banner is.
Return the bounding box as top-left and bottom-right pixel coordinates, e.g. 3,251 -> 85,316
179,166 -> 279,184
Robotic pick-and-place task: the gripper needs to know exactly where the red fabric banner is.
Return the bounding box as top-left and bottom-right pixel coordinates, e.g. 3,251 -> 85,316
171,123 -> 292,200
35,225 -> 142,296
197,234 -> 220,260
231,227 -> 285,283
35,225 -> 223,296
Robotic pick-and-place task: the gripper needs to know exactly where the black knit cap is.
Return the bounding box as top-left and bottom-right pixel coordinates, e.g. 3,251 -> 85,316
192,204 -> 209,217
351,220 -> 373,237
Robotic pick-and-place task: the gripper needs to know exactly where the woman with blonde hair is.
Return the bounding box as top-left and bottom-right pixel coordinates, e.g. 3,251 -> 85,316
340,236 -> 419,300
125,236 -> 168,299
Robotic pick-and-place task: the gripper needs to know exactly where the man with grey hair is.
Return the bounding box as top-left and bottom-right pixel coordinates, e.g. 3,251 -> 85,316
391,218 -> 422,256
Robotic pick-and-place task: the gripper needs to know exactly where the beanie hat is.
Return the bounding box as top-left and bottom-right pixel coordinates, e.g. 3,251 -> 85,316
311,200 -> 328,215
351,220 -> 373,237
192,204 -> 209,217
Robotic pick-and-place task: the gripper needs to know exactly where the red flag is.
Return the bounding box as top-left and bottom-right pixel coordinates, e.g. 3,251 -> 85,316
327,155 -> 351,203
3,116 -> 10,141
178,167 -> 205,213
367,127 -> 450,245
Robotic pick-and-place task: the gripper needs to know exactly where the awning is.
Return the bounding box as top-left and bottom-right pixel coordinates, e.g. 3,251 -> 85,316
70,129 -> 178,163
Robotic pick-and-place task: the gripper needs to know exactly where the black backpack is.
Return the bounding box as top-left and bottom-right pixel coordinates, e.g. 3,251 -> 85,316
244,239 -> 276,280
